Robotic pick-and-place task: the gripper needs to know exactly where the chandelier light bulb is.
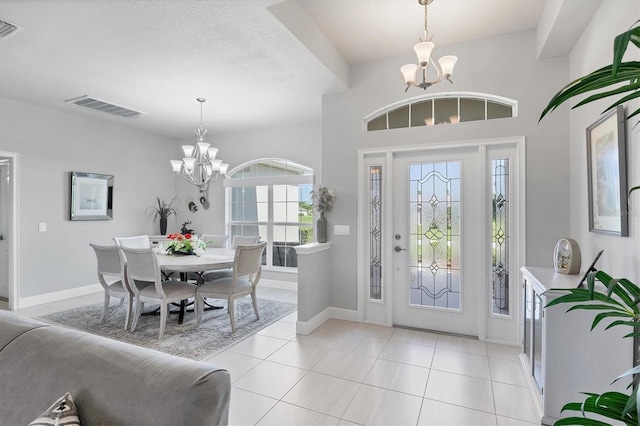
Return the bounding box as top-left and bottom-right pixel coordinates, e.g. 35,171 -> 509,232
414,41 -> 435,66
182,145 -> 194,157
438,55 -> 458,77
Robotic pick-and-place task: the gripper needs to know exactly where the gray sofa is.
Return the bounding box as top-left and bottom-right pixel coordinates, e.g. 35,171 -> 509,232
0,310 -> 230,425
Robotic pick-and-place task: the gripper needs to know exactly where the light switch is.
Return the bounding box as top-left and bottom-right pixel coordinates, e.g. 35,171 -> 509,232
333,225 -> 350,236
38,222 -> 46,232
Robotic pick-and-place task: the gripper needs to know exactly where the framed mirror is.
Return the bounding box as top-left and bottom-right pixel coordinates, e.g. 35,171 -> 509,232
70,171 -> 113,221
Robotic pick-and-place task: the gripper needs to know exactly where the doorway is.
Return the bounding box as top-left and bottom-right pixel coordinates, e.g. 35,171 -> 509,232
0,153 -> 18,309
358,138 -> 524,344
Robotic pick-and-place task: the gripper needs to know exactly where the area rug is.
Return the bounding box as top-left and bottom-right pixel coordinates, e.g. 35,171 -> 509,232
37,298 -> 296,361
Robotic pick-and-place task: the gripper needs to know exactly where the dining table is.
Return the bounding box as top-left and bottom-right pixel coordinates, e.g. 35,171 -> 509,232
154,247 -> 236,323
155,247 -> 235,283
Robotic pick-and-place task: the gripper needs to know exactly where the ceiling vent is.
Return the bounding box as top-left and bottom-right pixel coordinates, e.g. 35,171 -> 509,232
0,18 -> 21,39
65,96 -> 145,118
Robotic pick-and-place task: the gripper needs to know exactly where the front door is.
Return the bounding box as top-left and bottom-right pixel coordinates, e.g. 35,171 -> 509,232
392,147 -> 484,336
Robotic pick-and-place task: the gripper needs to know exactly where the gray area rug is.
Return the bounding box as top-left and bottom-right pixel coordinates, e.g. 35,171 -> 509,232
38,297 -> 296,361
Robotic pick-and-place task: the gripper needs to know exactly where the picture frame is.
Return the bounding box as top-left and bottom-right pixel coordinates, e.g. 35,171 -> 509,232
70,171 -> 113,221
586,105 -> 627,236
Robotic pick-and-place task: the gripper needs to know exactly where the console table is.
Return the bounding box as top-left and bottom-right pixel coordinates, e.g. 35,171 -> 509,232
520,266 -> 632,425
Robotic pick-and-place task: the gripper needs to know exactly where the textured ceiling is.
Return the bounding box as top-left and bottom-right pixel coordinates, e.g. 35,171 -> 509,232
0,0 -> 549,139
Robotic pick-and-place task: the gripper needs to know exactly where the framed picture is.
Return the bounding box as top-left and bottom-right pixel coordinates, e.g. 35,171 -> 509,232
70,171 -> 113,221
586,105 -> 627,236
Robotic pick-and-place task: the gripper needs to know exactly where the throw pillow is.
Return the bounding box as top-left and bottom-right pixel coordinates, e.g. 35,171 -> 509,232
29,392 -> 80,426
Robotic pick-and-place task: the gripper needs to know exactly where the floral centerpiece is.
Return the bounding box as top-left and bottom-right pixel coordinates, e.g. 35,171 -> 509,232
161,233 -> 206,256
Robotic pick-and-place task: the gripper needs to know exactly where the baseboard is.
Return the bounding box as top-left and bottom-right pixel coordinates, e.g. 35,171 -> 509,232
260,279 -> 297,292
18,284 -> 102,309
484,337 -> 521,347
296,306 -> 359,335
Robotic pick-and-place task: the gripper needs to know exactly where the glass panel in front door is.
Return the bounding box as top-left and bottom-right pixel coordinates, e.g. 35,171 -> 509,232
408,161 -> 461,310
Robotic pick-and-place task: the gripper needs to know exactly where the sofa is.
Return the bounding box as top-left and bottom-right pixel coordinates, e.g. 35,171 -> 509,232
0,310 -> 231,425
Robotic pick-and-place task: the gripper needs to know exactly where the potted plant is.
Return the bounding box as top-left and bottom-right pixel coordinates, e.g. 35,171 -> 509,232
310,185 -> 335,243
146,196 -> 179,235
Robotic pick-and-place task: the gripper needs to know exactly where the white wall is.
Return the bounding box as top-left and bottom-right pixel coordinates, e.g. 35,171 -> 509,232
322,29 -> 571,311
568,0 -> 640,282
0,97 -> 177,300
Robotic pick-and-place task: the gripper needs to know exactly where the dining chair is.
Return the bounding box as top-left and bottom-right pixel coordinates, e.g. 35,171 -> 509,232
230,235 -> 260,248
113,235 -> 150,249
90,243 -> 133,330
201,234 -> 228,248
118,247 -> 198,339
194,234 -> 232,282
196,242 -> 267,332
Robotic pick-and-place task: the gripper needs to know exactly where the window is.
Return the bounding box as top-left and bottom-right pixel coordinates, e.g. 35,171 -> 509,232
364,92 -> 517,131
226,159 -> 313,270
491,158 -> 510,315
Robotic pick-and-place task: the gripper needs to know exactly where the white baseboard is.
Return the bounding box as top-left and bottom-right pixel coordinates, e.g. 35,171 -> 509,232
260,279 -> 297,292
18,284 -> 102,309
296,306 -> 359,335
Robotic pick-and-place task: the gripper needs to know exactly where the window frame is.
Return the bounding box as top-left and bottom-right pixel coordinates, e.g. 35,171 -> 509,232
363,92 -> 518,131
225,158 -> 314,272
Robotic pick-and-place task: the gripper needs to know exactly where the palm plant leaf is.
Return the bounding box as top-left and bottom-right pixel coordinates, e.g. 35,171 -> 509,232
539,20 -> 640,123
557,391 -> 638,426
613,22 -> 640,74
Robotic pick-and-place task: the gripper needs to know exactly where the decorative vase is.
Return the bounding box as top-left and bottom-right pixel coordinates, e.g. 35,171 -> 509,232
160,218 -> 167,235
317,211 -> 327,243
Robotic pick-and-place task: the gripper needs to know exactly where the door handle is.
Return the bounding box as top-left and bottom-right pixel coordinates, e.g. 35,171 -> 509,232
0,235 -> 4,241
394,246 -> 406,252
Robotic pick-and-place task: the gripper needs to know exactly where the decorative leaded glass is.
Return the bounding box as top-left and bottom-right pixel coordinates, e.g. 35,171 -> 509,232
370,166 -> 382,300
409,161 -> 460,310
492,158 -> 510,315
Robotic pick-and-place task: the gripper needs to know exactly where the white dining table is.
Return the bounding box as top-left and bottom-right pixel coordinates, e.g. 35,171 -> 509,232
153,247 -> 236,323
155,247 -> 235,278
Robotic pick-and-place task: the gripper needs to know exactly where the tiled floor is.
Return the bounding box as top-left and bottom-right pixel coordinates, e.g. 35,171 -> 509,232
2,288 -> 539,426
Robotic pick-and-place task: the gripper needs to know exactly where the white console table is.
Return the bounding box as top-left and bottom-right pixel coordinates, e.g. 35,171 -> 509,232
520,266 -> 632,425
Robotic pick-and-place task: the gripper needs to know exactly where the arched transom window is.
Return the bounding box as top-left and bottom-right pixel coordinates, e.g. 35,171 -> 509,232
364,92 -> 518,131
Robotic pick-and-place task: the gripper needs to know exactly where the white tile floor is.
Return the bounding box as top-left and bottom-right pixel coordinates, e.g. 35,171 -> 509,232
2,288 -> 539,426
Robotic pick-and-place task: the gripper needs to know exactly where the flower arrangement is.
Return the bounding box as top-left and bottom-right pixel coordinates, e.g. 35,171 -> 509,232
161,233 -> 206,256
310,185 -> 336,214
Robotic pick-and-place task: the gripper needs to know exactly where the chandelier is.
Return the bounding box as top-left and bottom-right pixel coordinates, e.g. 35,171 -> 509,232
400,0 -> 457,92
170,98 -> 229,204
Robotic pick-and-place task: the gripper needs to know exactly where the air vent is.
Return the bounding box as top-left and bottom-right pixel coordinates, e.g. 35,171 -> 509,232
65,96 -> 144,118
0,18 -> 21,39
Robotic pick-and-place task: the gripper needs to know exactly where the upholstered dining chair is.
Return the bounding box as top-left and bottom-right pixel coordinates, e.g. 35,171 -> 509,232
113,235 -> 150,249
90,243 -> 133,330
186,234 -> 229,283
230,235 -> 260,248
196,241 -> 267,332
201,234 -> 261,282
118,247 -> 198,339
201,234 -> 228,248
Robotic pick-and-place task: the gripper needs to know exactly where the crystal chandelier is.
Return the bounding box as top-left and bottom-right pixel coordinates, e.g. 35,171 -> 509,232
170,98 -> 229,204
400,0 -> 458,92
